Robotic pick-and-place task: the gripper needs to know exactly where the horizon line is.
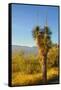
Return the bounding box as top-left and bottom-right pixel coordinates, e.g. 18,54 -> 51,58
12,42 -> 59,47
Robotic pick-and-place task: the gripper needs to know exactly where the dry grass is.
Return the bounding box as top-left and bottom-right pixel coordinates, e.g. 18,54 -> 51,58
12,67 -> 59,86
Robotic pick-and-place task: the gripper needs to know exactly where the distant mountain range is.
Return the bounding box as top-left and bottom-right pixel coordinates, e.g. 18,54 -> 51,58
12,45 -> 38,55
12,43 -> 58,55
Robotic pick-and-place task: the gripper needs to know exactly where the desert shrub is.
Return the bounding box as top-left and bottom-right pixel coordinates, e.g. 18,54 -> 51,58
47,45 -> 59,68
12,52 -> 42,74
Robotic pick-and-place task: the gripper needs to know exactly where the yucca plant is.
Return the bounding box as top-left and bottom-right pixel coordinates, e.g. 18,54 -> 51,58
32,25 -> 52,84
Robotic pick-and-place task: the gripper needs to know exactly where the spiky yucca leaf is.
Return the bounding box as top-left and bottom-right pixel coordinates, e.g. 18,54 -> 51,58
44,26 -> 52,35
32,26 -> 40,40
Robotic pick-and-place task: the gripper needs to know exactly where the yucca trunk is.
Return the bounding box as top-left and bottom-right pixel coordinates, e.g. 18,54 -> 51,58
36,37 -> 47,84
42,54 -> 47,84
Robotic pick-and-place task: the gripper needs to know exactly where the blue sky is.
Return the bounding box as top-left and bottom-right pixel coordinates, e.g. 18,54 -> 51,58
12,4 -> 59,47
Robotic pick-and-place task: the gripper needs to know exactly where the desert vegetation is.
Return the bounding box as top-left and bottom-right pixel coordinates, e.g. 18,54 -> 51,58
12,43 -> 59,86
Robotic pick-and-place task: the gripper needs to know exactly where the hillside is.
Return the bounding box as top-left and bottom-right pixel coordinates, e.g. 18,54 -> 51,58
12,45 -> 38,55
